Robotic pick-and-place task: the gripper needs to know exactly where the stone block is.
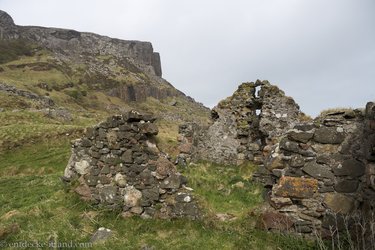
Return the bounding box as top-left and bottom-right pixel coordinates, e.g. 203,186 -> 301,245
274,176 -> 318,199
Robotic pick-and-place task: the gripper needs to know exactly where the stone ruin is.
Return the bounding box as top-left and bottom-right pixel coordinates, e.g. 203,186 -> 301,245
178,80 -> 304,166
62,79 -> 375,239
178,80 -> 375,237
63,111 -> 199,219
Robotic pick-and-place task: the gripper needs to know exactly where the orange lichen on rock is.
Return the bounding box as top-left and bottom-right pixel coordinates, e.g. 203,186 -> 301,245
274,176 -> 318,199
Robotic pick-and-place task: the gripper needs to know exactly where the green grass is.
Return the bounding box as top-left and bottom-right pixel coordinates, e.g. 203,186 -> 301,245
181,162 -> 263,217
0,139 -> 71,177
0,140 -> 318,249
0,111 -> 86,151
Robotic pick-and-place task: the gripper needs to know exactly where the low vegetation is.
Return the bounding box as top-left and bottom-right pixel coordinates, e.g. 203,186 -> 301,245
0,40 -> 35,64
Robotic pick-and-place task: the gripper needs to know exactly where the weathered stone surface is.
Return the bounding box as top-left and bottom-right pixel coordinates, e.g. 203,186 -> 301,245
124,186 -> 142,207
302,161 -> 334,180
99,186 -> 117,204
334,179 -> 359,193
142,189 -> 159,202
274,176 -> 318,199
322,213 -> 346,231
178,143 -> 192,154
90,227 -> 113,243
333,159 -> 365,177
85,175 -> 99,186
279,138 -> 300,153
288,130 -> 314,143
289,154 -> 305,168
172,202 -> 200,218
314,127 -> 345,144
256,211 -> 294,231
114,173 -> 127,187
155,157 -> 176,177
74,184 -> 92,201
74,159 -> 90,175
160,174 -> 181,189
270,196 -> 293,209
323,193 -> 355,214
140,123 -> 159,135
122,150 -> 133,164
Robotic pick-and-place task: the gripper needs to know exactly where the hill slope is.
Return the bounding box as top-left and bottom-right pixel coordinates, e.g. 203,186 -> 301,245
0,10 -> 209,152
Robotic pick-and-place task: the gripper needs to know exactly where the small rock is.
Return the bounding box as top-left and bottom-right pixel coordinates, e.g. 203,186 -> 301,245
256,211 -> 294,231
333,159 -> 365,177
215,213 -> 237,222
334,179 -> 359,193
302,161 -> 334,180
74,159 -> 90,175
274,176 -> 318,199
115,173 -> 127,187
323,193 -> 355,214
124,186 -> 142,207
288,130 -> 314,143
90,227 -> 113,243
130,206 -> 144,214
314,127 -> 345,144
233,181 -> 245,189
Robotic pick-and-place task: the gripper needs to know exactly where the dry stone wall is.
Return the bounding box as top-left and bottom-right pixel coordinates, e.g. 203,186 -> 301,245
260,108 -> 370,235
178,80 -> 375,237
63,111 -> 199,219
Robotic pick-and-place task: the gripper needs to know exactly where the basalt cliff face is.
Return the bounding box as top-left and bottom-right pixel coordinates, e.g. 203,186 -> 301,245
0,10 -> 208,118
0,9 -> 161,78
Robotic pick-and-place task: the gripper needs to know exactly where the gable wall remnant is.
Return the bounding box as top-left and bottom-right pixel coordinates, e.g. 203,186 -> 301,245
177,80 -> 375,237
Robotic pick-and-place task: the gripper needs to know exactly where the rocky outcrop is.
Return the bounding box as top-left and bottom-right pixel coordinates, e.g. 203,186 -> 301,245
107,83 -> 180,102
63,111 -> 199,219
0,10 -> 162,78
0,10 -> 16,39
0,10 -> 201,107
177,80 -> 304,166
0,82 -> 54,107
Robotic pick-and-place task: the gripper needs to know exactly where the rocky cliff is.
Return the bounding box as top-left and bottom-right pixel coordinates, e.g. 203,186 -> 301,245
0,10 -> 207,116
0,10 -> 162,78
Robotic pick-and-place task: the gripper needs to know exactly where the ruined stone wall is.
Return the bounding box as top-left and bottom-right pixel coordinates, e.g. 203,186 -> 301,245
63,111 -> 199,219
258,109 -> 364,234
178,80 -> 375,238
177,80 -> 303,166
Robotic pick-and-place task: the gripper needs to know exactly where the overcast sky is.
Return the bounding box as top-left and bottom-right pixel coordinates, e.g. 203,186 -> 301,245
1,0 -> 374,116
